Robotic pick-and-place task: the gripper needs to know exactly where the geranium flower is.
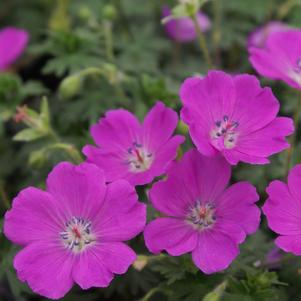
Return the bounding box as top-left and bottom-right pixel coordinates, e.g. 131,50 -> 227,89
247,21 -> 291,49
249,30 -> 301,90
4,162 -> 146,299
263,164 -> 301,255
144,149 -> 260,274
180,70 -> 294,165
83,102 -> 185,186
162,5 -> 211,43
0,27 -> 29,71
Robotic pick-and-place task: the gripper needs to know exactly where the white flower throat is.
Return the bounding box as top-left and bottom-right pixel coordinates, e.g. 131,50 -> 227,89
126,141 -> 153,172
60,217 -> 95,253
187,202 -> 216,230
211,115 -> 239,149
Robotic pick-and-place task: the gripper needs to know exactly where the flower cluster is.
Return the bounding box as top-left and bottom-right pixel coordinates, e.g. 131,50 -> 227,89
3,11 -> 301,301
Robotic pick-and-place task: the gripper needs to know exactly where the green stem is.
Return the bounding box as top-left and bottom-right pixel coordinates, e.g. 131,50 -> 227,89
103,21 -> 115,62
172,41 -> 181,69
103,25 -> 128,101
140,287 -> 166,301
277,0 -> 296,19
80,67 -> 104,77
115,82 -> 127,100
191,13 -> 213,69
212,0 -> 221,66
285,92 -> 301,176
0,182 -> 10,209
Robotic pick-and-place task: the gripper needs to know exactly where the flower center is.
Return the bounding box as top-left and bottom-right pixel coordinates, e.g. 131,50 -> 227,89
126,141 -> 153,172
60,217 -> 95,253
186,202 -> 216,230
211,115 -> 239,149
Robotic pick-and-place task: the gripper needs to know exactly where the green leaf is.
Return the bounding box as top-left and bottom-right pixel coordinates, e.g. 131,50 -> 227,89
13,128 -> 46,142
20,80 -> 49,97
40,96 -> 50,127
203,281 -> 227,301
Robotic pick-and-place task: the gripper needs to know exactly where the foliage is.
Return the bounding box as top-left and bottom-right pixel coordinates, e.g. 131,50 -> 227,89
1,0 -> 301,300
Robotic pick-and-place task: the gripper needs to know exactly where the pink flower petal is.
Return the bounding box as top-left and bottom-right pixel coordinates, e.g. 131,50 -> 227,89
14,242 -> 73,299
180,72 -> 236,126
149,149 -> 230,217
4,187 -> 63,245
215,182 -> 260,235
73,242 -> 136,289
142,101 -> 179,152
192,231 -> 239,274
0,27 -> 29,70
247,21 -> 291,49
236,117 -> 293,157
83,145 -> 130,183
91,242 -> 136,274
150,135 -> 185,173
275,235 -> 301,255
46,162 -> 107,221
93,179 -> 146,241
144,217 -> 198,256
249,47 -> 294,85
265,30 -> 301,65
223,149 -> 270,165
73,248 -> 114,289
233,75 -> 280,134
288,164 -> 301,204
249,30 -> 301,90
213,219 -> 246,244
187,122 -> 218,156
263,180 -> 301,235
90,109 -> 142,152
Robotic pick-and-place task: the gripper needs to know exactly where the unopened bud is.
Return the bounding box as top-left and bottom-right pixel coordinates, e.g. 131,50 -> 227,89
102,4 -> 117,20
59,74 -> 82,99
78,5 -> 93,21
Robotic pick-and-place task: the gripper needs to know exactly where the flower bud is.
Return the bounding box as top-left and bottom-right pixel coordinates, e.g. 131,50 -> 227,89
102,4 -> 117,20
59,74 -> 82,99
78,5 -> 93,21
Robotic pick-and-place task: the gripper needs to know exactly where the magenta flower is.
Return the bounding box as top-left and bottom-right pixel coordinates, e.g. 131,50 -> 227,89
247,21 -> 291,49
0,27 -> 29,71
144,149 -> 260,274
4,162 -> 146,299
83,102 -> 185,186
263,164 -> 301,255
180,71 -> 294,165
249,30 -> 301,90
162,5 -> 211,43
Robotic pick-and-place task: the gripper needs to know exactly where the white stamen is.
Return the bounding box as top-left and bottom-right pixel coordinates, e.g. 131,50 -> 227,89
186,201 -> 216,230
60,216 -> 95,253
